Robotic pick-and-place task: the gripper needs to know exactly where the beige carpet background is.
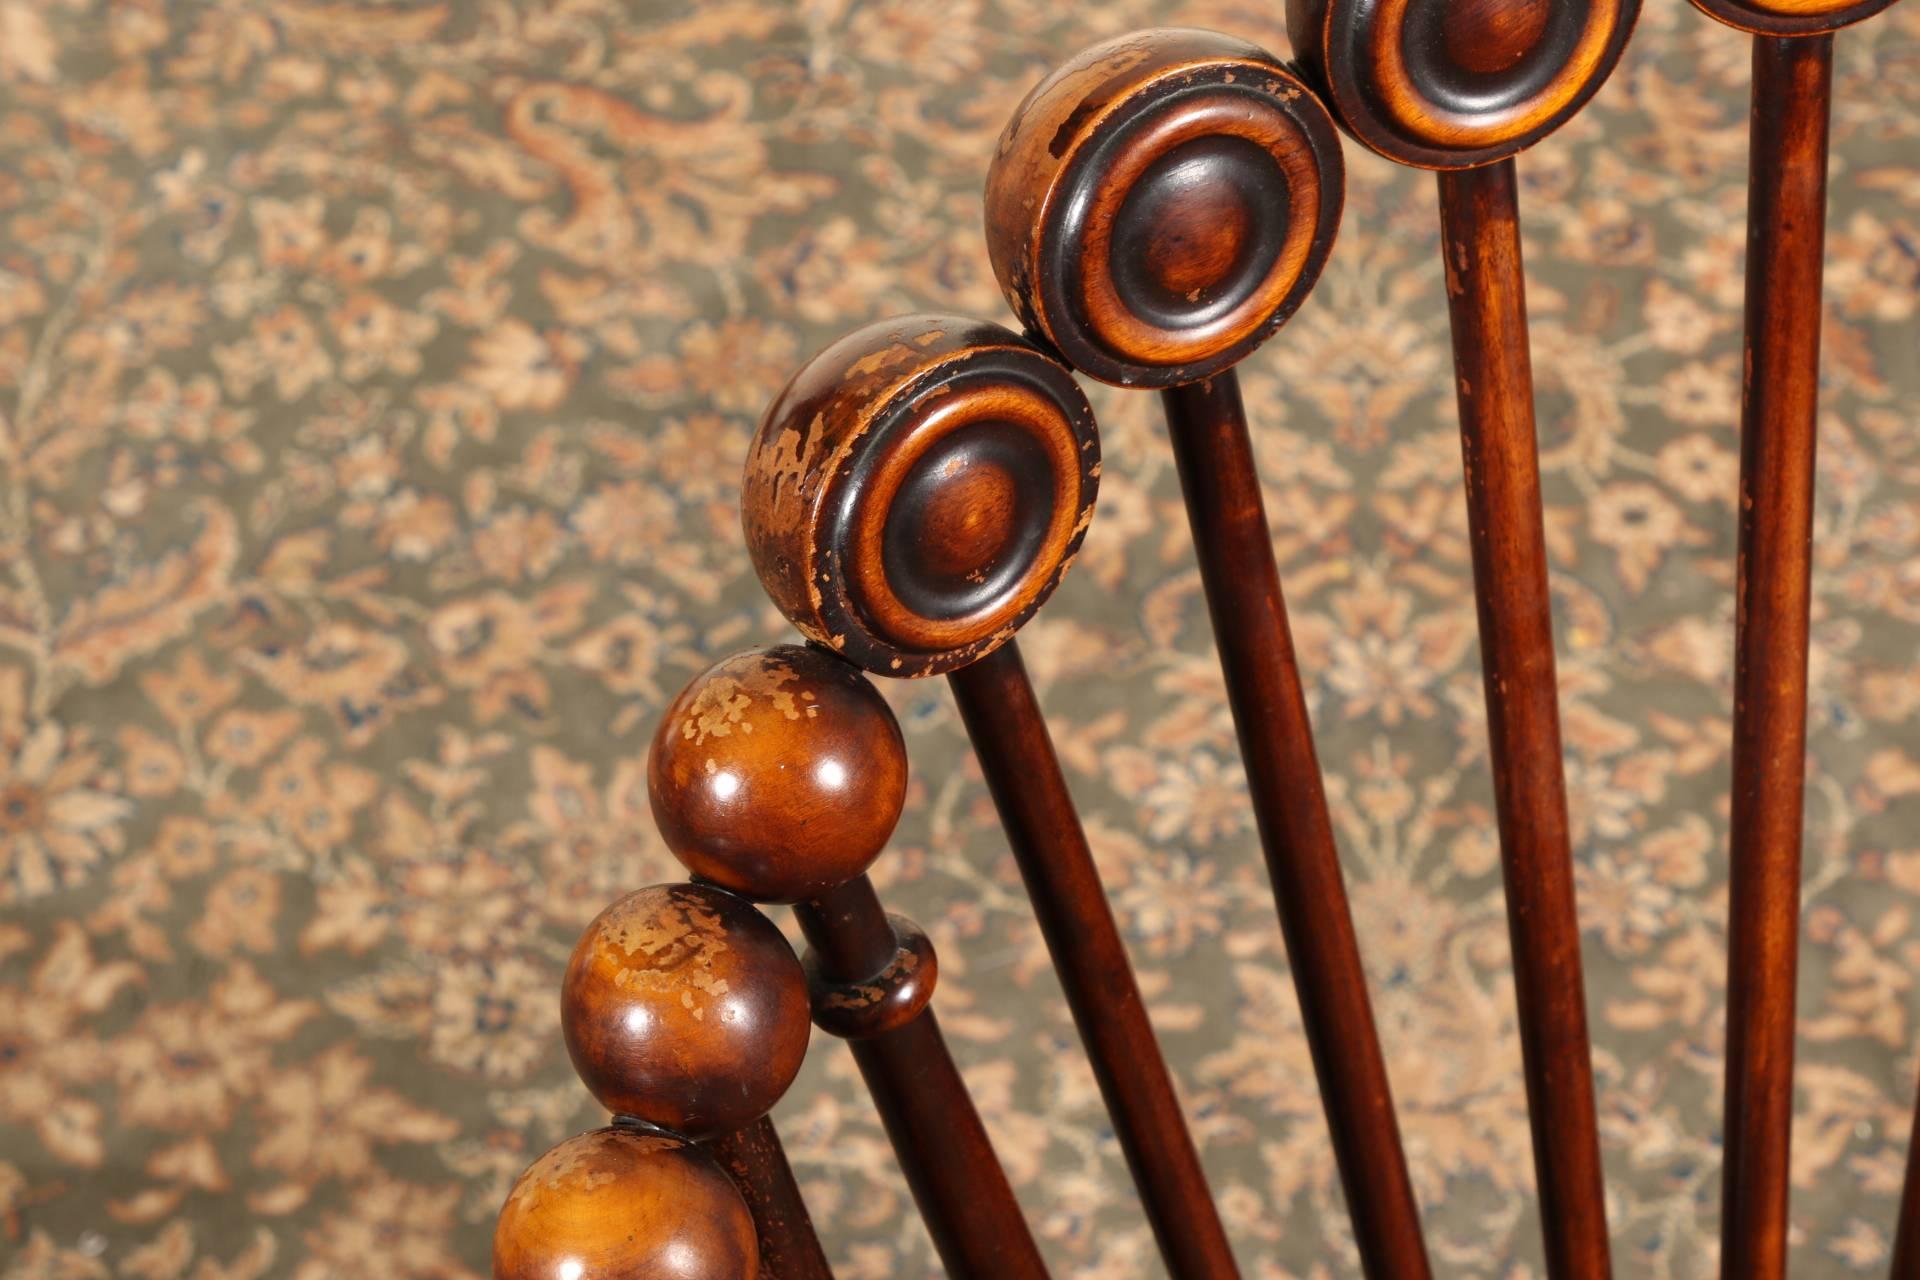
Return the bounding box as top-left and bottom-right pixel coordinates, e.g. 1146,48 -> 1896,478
2,1 -> 1918,1276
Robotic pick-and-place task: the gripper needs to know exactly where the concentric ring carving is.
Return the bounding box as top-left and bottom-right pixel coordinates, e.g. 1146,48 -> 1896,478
1688,0 -> 1900,35
985,28 -> 1345,387
1286,0 -> 1641,169
742,315 -> 1100,677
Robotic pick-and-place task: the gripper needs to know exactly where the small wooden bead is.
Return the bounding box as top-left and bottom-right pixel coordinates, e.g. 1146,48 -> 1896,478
562,884 -> 810,1140
804,914 -> 938,1040
492,1126 -> 757,1280
1688,0 -> 1897,35
984,28 -> 1345,387
1286,0 -> 1641,169
742,315 -> 1100,677
649,644 -> 907,903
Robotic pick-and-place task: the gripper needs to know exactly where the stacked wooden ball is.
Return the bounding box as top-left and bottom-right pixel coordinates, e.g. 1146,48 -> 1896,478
492,643 -> 922,1279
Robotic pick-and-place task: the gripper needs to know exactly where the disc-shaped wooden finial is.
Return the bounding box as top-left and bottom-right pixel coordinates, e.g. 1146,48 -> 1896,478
985,28 -> 1345,388
1688,0 -> 1897,35
493,1127 -> 758,1280
561,884 -> 810,1141
743,315 -> 1100,677
649,644 -> 907,903
1286,0 -> 1641,170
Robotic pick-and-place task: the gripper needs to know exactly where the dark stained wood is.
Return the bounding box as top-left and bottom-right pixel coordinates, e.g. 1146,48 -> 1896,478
947,641 -> 1240,1280
803,907 -> 938,1041
983,29 -> 1343,388
1285,0 -> 1641,170
1434,157 -> 1611,1280
649,644 -> 909,903
1162,373 -> 1431,1280
794,875 -> 1051,1280
1278,7 -> 1636,1271
741,315 -> 1099,677
494,1126 -> 758,1280
707,1117 -> 836,1280
561,883 -> 812,1141
1718,34 -> 1834,1280
1893,1082 -> 1920,1278
1690,0 -> 1897,35
986,35 -> 1429,1276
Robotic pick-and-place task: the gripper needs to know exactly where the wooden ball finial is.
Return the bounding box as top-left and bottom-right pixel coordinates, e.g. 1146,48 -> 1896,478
1688,0 -> 1896,35
984,28 -> 1345,387
561,884 -> 810,1140
492,1127 -> 757,1280
742,315 -> 1100,677
1286,0 -> 1641,169
649,644 -> 907,903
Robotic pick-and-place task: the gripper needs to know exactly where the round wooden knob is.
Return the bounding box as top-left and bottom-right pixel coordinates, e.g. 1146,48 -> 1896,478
1688,0 -> 1896,34
984,28 -> 1345,388
1286,0 -> 1641,170
562,884 -> 810,1141
743,314 -> 1100,677
649,644 -> 907,903
493,1126 -> 757,1280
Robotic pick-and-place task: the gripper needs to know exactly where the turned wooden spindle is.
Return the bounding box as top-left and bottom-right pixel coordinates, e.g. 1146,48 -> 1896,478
493,1126 -> 759,1280
496,881 -> 828,1280
1681,0 -> 1899,1275
984,28 -> 1429,1280
1282,4 -> 1643,1277
743,316 -> 1240,1278
651,643 -> 1049,1280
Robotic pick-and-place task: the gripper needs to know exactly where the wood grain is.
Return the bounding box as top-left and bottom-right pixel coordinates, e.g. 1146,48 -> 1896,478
1436,157 -> 1611,1280
1286,0 -> 1641,169
1717,34 -> 1833,1280
795,874 -> 1051,1280
1163,373 -> 1432,1280
741,316 -> 1098,677
949,641 -> 1240,1279
649,644 -> 908,903
560,883 -> 812,1140
493,1126 -> 759,1280
708,1118 -> 836,1280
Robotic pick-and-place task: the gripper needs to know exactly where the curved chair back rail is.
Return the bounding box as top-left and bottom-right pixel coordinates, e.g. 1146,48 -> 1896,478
487,3 -> 1919,1277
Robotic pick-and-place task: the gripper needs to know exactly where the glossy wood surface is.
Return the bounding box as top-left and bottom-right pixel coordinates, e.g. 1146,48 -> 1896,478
1285,0 -> 1640,170
1435,157 -> 1611,1280
794,874 -> 1050,1280
948,641 -> 1239,1279
649,644 -> 908,903
708,1117 -> 835,1280
493,1126 -> 758,1280
560,883 -> 812,1140
1162,373 -> 1431,1279
742,315 -> 1099,677
1690,0 -> 1899,35
1718,35 -> 1833,1280
984,29 -> 1343,387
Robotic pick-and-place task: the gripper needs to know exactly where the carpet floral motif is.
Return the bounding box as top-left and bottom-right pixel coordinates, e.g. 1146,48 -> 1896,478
1,2 -> 1917,1277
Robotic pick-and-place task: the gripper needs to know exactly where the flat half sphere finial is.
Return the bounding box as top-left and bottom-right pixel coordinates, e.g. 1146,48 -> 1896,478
1286,0 -> 1642,169
985,28 -> 1346,388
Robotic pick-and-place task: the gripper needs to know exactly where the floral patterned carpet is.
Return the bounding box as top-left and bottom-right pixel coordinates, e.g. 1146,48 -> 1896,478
1,2 -> 1917,1277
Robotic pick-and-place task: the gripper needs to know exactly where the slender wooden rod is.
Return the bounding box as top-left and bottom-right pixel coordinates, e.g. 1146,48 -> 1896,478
794,875 -> 1050,1280
1719,35 -> 1833,1280
1433,157 -> 1611,1280
1893,1075 -> 1920,1276
947,641 -> 1240,1279
1160,372 -> 1431,1279
706,1116 -> 836,1280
